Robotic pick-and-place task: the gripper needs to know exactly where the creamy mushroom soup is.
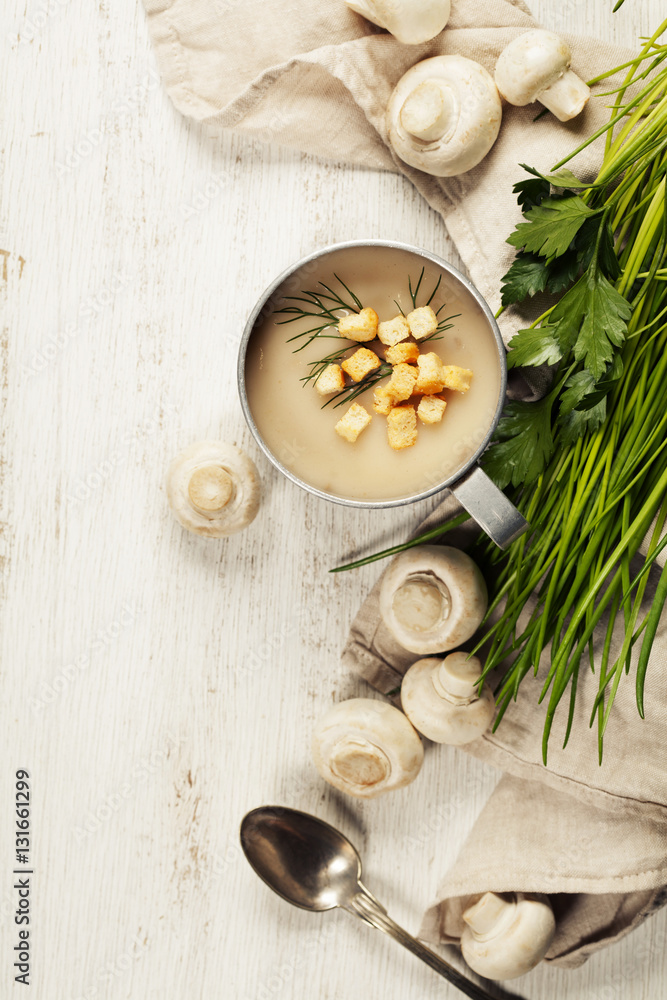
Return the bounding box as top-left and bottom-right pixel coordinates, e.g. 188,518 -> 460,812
245,245 -> 502,502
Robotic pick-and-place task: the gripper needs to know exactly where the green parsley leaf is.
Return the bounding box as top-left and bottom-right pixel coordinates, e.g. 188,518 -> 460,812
519,164 -> 593,190
548,263 -> 631,377
513,176 -> 550,211
559,356 -> 623,424
507,197 -> 600,260
576,387 -> 613,412
608,353 -> 625,381
572,268 -> 631,377
574,354 -> 624,411
559,370 -> 597,415
548,274 -> 589,353
483,397 -> 554,489
545,252 -> 581,294
575,216 -> 621,280
506,326 -> 563,369
500,246 -> 584,308
559,400 -> 607,445
500,253 -> 549,306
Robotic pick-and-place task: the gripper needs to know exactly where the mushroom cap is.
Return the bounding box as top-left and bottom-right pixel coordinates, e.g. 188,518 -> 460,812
386,55 -> 502,177
379,545 -> 488,654
345,0 -> 451,45
166,440 -> 260,537
401,654 -> 495,744
494,29 -> 572,106
461,892 -> 556,980
312,698 -> 424,799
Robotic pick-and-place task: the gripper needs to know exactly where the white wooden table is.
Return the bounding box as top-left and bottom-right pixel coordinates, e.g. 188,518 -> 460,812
2,1 -> 665,997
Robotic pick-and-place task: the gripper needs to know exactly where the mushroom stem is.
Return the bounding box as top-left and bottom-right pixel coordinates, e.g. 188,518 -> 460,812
167,441 -> 261,537
432,653 -> 480,704
380,546 -> 487,654
463,892 -> 516,938
400,81 -> 457,143
329,737 -> 391,790
392,573 -> 451,633
538,68 -> 591,122
400,654 -> 495,745
188,464 -> 234,512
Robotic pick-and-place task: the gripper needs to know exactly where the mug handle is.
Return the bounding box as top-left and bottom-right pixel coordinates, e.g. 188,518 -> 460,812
450,465 -> 529,550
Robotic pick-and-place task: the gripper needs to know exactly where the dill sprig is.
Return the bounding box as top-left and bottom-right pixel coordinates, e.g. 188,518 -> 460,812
281,265 -> 459,409
274,273 -> 362,352
300,348 -> 392,409
326,364 -> 393,410
423,311 -> 461,343
300,347 -> 352,388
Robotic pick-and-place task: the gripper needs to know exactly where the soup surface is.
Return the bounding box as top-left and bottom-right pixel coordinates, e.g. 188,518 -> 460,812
245,245 -> 502,502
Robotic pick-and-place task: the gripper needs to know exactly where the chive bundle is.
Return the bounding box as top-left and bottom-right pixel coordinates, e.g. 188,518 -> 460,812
474,22 -> 667,762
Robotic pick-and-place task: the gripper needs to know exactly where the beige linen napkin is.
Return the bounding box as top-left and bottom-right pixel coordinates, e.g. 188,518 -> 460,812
343,502 -> 667,966
142,0 -> 667,970
143,0 -> 631,343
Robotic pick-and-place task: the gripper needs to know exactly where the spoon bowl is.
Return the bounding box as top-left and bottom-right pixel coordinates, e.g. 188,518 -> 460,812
240,806 -> 362,912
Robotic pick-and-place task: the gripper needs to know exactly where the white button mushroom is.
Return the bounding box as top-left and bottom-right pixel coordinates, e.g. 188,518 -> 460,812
494,30 -> 590,122
166,440 -> 260,537
400,653 -> 495,744
461,892 -> 557,980
386,56 -> 502,177
379,546 -> 488,655
312,698 -> 424,798
345,0 -> 451,45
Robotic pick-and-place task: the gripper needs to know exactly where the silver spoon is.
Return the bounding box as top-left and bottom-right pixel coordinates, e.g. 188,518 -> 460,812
240,805 -> 495,1000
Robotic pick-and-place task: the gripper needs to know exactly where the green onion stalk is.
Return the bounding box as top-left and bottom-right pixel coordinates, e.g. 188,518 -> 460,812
334,22 -> 667,763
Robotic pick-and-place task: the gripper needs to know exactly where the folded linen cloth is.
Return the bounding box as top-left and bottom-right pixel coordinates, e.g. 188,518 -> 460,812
142,0 -> 667,969
144,0 -> 630,344
343,506 -> 667,966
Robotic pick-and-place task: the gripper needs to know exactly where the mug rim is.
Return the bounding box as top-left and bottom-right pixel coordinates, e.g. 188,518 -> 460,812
237,239 -> 507,510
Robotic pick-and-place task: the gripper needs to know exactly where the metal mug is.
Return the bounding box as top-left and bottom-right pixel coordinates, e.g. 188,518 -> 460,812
237,240 -> 528,549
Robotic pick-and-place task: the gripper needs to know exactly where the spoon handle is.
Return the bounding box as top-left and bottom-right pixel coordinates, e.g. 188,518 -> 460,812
344,888 -> 495,1000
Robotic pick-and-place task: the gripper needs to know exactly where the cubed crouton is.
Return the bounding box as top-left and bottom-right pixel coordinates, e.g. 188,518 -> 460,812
414,352 -> 446,394
407,305 -> 438,341
417,395 -> 447,424
387,405 -> 417,451
373,384 -> 394,416
335,402 -> 372,443
338,307 -> 378,342
442,366 -> 473,393
315,363 -> 345,397
341,347 -> 381,383
385,342 -> 420,365
377,314 -> 410,347
386,362 -> 417,403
